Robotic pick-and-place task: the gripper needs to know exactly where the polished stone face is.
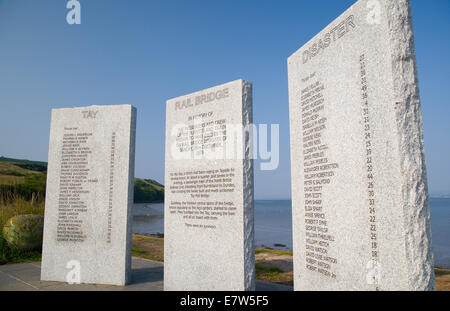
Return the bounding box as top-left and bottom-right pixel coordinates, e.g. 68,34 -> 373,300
41,105 -> 136,286
288,0 -> 434,291
164,79 -> 255,291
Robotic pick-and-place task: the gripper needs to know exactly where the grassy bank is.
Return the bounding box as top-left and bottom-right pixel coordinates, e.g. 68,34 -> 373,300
0,157 -> 165,204
0,194 -> 44,264
0,160 -> 47,202
0,158 -> 47,264
0,157 -> 165,264
134,178 -> 164,203
132,234 -> 164,262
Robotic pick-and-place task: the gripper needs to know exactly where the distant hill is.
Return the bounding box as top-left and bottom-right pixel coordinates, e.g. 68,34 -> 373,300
0,156 -> 47,172
0,157 -> 164,203
0,158 -> 47,200
134,178 -> 164,203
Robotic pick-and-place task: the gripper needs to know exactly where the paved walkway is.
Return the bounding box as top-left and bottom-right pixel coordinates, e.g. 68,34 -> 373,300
0,257 -> 292,291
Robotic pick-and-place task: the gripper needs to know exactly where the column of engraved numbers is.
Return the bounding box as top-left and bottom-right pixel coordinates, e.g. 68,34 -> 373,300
360,55 -> 379,263
107,132 -> 116,243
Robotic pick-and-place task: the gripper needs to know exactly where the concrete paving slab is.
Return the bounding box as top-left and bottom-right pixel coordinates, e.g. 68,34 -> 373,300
0,262 -> 38,273
0,257 -> 292,291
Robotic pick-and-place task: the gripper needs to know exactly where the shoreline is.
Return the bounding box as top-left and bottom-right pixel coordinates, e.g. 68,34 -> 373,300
130,234 -> 450,291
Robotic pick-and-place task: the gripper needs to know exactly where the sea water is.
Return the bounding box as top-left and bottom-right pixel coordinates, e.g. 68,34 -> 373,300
133,198 -> 450,268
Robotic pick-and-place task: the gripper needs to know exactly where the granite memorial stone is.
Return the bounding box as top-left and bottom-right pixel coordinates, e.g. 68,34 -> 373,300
164,79 -> 255,291
288,0 -> 434,291
41,105 -> 136,286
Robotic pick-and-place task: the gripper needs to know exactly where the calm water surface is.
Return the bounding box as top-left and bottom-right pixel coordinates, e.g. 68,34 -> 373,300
133,198 -> 450,268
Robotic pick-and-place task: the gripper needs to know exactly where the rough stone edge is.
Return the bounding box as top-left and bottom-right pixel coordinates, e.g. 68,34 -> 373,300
242,80 -> 255,291
40,109 -> 58,282
385,0 -> 435,291
124,106 -> 137,285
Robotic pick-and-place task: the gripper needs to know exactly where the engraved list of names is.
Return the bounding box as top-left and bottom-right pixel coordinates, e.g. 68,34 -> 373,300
288,0 -> 434,291
300,73 -> 338,279
57,128 -> 94,242
41,105 -> 136,286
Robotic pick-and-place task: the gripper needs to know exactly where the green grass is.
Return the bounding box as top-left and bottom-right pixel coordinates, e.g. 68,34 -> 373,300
131,234 -> 164,262
255,264 -> 293,284
0,161 -> 47,202
255,264 -> 292,284
255,248 -> 293,256
133,235 -> 164,242
0,175 -> 25,185
131,244 -> 164,262
255,265 -> 283,274
0,194 -> 45,264
0,240 -> 41,265
134,178 -> 164,203
0,161 -> 42,176
131,246 -> 147,254
0,156 -> 47,171
0,160 -> 46,264
0,159 -> 47,264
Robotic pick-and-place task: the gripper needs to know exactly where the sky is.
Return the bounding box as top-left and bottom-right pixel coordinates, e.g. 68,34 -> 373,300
0,0 -> 449,199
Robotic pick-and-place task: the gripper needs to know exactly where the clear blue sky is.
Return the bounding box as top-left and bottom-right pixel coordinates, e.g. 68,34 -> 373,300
0,0 -> 449,199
